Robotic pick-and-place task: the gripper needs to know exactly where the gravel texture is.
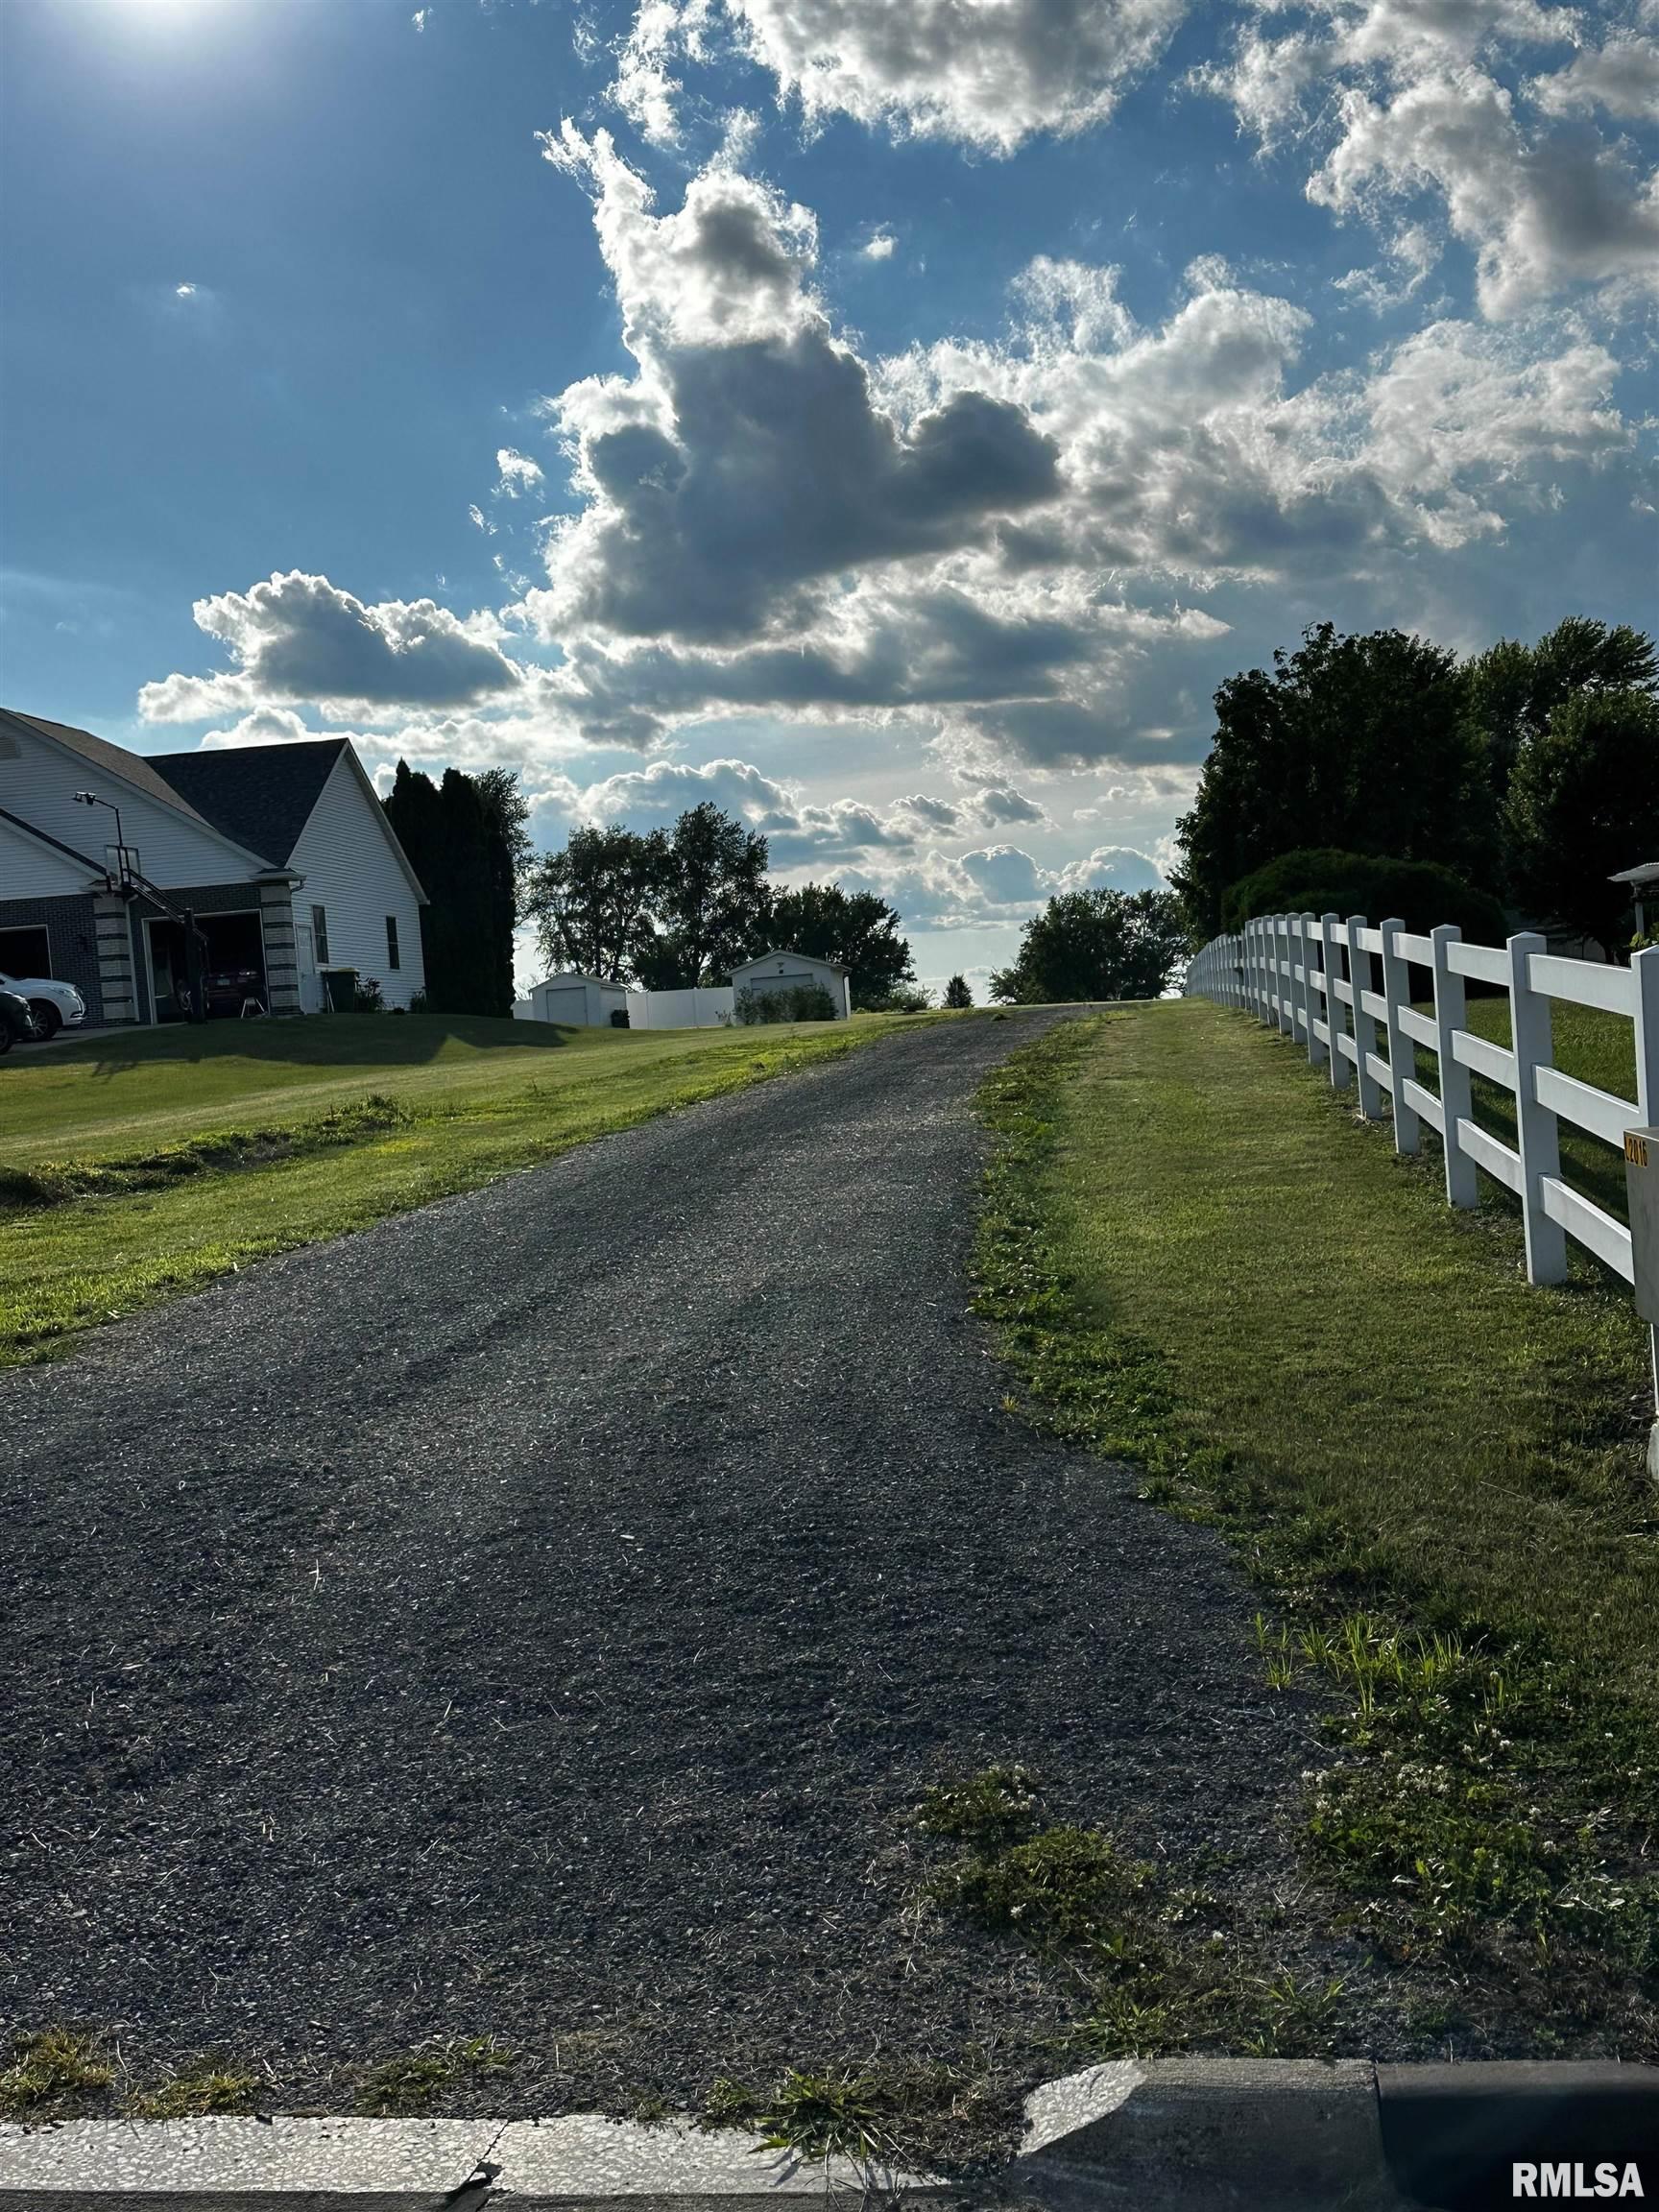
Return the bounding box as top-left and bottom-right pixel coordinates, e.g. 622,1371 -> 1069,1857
1,1012 -> 1322,2123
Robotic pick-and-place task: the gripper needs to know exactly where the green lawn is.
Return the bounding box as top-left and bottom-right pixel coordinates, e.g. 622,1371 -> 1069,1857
1040,998 -> 1653,1705
0,1010 -> 914,1362
976,1000 -> 1658,2041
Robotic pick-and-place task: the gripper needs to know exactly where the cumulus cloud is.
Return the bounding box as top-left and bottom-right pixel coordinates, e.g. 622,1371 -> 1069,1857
1198,0 -> 1659,317
1532,34 -> 1659,121
137,571 -> 527,723
728,0 -> 1190,153
839,836 -> 1166,929
609,0 -> 1190,154
552,753 -> 1052,871
1311,68 -> 1659,317
526,128 -> 1061,648
480,135 -> 1638,769
863,229 -> 897,259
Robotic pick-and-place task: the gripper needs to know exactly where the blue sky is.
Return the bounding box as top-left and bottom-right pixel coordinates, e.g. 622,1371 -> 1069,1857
3,0 -> 1655,989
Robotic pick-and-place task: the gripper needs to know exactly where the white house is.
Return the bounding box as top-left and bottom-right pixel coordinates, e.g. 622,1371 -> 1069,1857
0,709 -> 427,1022
731,949 -> 852,1019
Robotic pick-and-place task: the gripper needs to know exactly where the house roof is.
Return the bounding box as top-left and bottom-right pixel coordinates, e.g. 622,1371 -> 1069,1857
148,739 -> 349,866
1609,861 -> 1659,886
1,709 -> 222,830
733,947 -> 851,977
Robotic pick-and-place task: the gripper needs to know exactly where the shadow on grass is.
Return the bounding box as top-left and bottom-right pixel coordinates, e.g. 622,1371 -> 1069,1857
32,1013 -> 574,1083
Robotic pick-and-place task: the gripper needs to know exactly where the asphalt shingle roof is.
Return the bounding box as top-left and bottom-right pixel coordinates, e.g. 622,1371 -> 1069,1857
148,740 -> 349,866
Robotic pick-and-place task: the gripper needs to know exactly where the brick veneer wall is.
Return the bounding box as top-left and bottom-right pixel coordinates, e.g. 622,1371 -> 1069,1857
0,893 -> 108,1022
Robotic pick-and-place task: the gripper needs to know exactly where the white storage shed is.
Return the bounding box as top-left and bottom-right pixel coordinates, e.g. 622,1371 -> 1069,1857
518,973 -> 632,1027
731,950 -> 852,1019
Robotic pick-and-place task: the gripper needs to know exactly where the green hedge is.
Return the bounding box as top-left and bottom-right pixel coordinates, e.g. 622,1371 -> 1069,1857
1221,849 -> 1509,948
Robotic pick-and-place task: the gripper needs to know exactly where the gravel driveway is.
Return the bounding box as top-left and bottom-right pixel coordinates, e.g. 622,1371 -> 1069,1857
2,1013 -> 1315,2124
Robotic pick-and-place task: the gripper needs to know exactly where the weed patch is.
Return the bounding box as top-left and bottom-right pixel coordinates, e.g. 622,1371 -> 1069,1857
351,2035 -> 515,2116
123,2055 -> 262,2120
918,1767 -> 1352,2063
699,2056 -> 1018,2177
0,2025 -> 114,2117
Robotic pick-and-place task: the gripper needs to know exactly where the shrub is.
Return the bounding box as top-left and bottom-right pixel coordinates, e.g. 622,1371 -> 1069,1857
609,1007 -> 630,1027
944,974 -> 974,1009
881,982 -> 932,1012
353,975 -> 385,1014
734,982 -> 838,1024
407,988 -> 430,1015
1221,849 -> 1508,947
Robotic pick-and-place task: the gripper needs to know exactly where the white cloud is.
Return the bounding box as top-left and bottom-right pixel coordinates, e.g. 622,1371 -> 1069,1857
863,230 -> 897,259
138,571 -> 527,723
495,447 -> 546,495
1532,33 -> 1659,121
481,137 -> 1639,771
723,0 -> 1191,154
1197,3 -> 1659,319
1311,67 -> 1659,317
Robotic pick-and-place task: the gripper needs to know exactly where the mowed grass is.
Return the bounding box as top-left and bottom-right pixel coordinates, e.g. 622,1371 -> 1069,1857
0,1011 -> 914,1363
1043,998 -> 1656,1715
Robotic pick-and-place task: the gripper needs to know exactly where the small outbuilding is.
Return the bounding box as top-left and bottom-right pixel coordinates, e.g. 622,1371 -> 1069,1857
519,972 -> 632,1027
731,949 -> 852,1019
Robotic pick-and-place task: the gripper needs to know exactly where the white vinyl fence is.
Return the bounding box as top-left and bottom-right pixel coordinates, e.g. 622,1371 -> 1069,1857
1185,912 -> 1659,1437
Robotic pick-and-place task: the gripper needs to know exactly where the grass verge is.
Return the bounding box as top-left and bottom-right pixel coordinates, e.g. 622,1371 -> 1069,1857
0,1012 -> 926,1364
974,1003 -> 1658,2056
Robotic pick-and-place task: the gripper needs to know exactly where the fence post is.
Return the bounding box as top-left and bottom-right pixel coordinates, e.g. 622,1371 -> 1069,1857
1379,918 -> 1419,1156
1296,915 -> 1319,1065
1347,913 -> 1382,1119
1321,912 -> 1350,1093
1633,946 -> 1659,1482
1506,932 -> 1568,1284
1431,924 -> 1479,1209
1283,906 -> 1300,1035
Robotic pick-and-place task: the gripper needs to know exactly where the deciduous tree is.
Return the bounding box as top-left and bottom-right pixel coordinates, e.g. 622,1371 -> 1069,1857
990,889 -> 1188,1004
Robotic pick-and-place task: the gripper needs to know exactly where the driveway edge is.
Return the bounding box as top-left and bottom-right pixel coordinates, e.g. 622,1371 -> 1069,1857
2,2060 -> 1655,2209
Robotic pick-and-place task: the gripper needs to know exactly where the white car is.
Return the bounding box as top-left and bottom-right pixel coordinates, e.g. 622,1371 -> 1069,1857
0,971 -> 85,1040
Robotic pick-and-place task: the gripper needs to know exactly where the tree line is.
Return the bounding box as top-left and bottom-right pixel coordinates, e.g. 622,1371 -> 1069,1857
518,801 -> 918,1009
1172,615 -> 1659,960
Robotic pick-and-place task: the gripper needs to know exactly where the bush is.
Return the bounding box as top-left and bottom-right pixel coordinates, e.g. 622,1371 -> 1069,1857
353,975 -> 385,1014
734,982 -> 838,1024
407,989 -> 430,1015
943,975 -> 974,1009
609,1007 -> 630,1027
1221,849 -> 1509,948
880,982 -> 932,1013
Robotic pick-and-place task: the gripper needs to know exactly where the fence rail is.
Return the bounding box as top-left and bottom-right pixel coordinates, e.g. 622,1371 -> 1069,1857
1185,912 -> 1658,1449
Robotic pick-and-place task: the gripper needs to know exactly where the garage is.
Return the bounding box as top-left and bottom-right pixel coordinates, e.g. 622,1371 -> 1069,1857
143,909 -> 269,1022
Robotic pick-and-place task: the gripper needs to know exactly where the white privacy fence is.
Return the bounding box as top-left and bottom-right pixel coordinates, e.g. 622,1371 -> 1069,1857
1185,915 -> 1658,1398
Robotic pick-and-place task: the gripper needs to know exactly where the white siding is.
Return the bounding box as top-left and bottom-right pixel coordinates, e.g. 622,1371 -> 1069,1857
0,724 -> 263,891
287,752 -> 426,1010
0,813 -> 97,898
732,953 -> 851,1018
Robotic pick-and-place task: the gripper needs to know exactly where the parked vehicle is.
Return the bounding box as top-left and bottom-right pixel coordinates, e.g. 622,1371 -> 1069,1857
204,965 -> 264,1017
0,986 -> 36,1055
0,969 -> 85,1041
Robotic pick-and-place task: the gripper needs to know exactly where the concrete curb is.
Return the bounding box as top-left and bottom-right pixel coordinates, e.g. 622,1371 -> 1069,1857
1,2060 -> 1653,2210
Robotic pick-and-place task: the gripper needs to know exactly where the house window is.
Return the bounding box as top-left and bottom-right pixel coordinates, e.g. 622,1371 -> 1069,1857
312,904 -> 330,964
385,915 -> 400,971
